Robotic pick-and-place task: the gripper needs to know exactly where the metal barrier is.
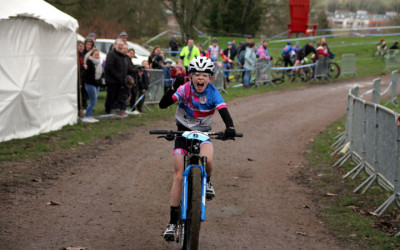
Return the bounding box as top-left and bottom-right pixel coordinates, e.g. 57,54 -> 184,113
145,69 -> 164,105
255,59 -> 273,86
332,72 -> 400,219
385,49 -> 400,71
313,55 -> 330,80
340,54 -> 357,77
385,70 -> 399,106
212,67 -> 226,93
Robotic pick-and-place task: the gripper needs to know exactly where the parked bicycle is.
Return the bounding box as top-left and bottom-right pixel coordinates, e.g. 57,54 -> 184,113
149,129 -> 242,250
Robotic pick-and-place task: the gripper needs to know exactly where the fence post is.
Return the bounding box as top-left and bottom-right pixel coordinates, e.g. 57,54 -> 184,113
372,78 -> 381,104
390,70 -> 399,106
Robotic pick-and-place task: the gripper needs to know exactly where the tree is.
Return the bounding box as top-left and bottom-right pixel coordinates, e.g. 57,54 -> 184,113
161,0 -> 207,41
202,0 -> 266,36
45,0 -> 166,39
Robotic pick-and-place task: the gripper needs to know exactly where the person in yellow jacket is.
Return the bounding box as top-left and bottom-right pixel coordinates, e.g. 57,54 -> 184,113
180,38 -> 200,70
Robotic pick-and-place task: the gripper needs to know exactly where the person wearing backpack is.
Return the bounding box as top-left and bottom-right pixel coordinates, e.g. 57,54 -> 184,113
243,43 -> 256,88
281,41 -> 296,67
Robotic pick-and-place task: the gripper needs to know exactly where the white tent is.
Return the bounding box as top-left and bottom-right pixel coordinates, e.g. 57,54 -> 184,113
0,0 -> 79,142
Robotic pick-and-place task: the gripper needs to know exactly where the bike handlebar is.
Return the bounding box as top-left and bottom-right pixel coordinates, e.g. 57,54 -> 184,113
149,130 -> 243,139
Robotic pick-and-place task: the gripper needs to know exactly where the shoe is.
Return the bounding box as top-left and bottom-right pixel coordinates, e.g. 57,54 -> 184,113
132,110 -> 141,115
206,181 -> 215,200
82,117 -> 96,123
89,117 -> 99,122
119,110 -> 127,118
163,223 -> 176,242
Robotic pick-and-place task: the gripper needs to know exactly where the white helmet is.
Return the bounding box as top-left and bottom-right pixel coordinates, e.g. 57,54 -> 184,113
188,56 -> 215,76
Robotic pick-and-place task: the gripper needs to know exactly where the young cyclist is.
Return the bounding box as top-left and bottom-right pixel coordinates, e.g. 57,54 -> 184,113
281,41 -> 296,67
206,38 -> 231,63
158,56 -> 236,241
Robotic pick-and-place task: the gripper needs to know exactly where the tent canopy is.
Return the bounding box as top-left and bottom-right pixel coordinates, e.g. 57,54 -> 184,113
0,0 -> 79,142
1,0 -> 78,31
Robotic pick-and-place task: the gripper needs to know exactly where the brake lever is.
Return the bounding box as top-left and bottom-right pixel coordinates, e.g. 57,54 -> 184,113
157,134 -> 175,141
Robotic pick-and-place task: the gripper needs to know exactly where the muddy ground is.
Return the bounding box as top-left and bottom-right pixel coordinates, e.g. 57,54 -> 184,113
0,75 -> 393,249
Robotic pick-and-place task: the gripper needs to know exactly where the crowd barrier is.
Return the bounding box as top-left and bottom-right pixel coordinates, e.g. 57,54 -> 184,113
145,69 -> 164,106
340,54 -> 357,77
332,71 -> 400,224
255,59 -> 273,86
313,55 -> 330,80
385,50 -> 400,71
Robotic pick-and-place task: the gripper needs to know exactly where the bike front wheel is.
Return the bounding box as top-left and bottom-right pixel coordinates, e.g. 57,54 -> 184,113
181,166 -> 202,250
328,62 -> 340,79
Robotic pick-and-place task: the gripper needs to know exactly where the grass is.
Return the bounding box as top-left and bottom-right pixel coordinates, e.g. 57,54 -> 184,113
305,112 -> 400,249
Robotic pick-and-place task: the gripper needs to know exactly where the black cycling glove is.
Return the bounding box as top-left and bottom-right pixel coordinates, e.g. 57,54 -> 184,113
173,75 -> 185,90
224,127 -> 236,138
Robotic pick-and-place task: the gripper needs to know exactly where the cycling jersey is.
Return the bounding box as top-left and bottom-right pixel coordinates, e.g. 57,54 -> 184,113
172,82 -> 227,131
206,45 -> 227,62
282,45 -> 295,58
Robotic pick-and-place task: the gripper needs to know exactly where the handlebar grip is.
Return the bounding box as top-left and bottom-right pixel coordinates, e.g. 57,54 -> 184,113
149,130 -> 171,134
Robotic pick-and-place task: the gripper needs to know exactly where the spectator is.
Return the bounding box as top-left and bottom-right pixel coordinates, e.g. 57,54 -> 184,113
237,36 -> 253,65
293,41 -> 300,52
205,38 -> 230,63
136,66 -> 149,113
316,42 -> 329,57
82,38 -> 95,67
180,38 -> 200,70
142,60 -> 150,70
198,43 -> 205,57
104,38 -> 128,114
119,31 -> 129,42
281,41 -> 296,67
171,59 -> 187,83
293,39 -> 317,68
81,39 -> 95,109
390,42 -> 399,50
256,40 -> 272,60
88,32 -> 97,44
231,39 -> 238,61
162,59 -> 173,93
126,48 -> 140,115
243,43 -> 257,88
148,46 -> 164,69
77,41 -> 86,115
82,49 -> 103,123
117,75 -> 135,118
223,41 -> 235,83
169,35 -> 180,57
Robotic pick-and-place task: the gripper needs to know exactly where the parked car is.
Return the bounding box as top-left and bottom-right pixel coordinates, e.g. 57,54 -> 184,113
96,38 -> 175,67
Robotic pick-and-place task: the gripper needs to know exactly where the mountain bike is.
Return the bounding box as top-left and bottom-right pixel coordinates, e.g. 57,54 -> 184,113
327,61 -> 340,79
149,130 -> 242,250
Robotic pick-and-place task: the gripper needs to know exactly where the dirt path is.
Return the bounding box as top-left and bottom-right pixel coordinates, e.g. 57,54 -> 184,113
0,75 -> 393,249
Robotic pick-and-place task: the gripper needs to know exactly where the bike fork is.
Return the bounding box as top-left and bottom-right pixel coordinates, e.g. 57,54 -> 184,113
181,164 -> 207,222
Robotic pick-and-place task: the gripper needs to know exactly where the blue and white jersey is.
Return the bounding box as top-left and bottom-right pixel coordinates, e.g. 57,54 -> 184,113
172,82 -> 227,131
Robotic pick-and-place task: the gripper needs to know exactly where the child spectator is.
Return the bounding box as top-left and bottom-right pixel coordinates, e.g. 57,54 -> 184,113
171,59 -> 187,83
198,43 -> 205,56
136,66 -> 149,113
117,75 -> 135,118
163,59 -> 173,93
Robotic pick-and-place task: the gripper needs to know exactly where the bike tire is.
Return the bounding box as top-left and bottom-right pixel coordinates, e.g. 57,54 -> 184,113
182,166 -> 202,250
328,62 -> 340,79
270,59 -> 285,84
